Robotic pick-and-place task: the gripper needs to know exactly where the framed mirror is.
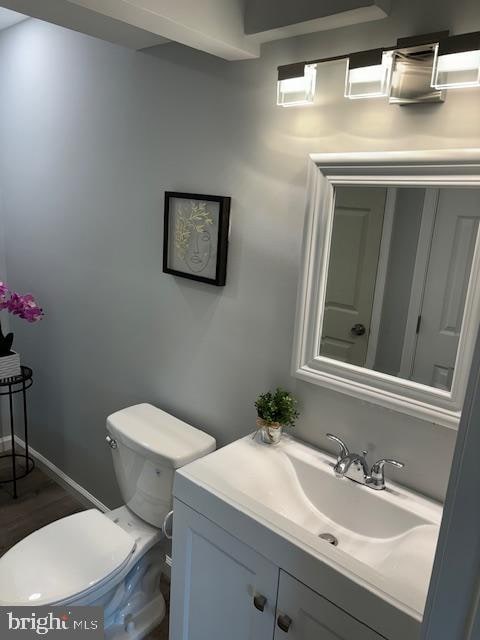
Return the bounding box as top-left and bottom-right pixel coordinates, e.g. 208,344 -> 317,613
292,150 -> 480,428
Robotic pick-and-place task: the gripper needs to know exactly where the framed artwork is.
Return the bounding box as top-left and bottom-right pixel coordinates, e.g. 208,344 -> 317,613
163,191 -> 231,286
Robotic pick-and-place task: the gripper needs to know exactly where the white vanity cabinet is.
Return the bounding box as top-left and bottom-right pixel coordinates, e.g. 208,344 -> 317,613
169,499 -> 279,640
274,572 -> 383,640
170,500 -> 385,640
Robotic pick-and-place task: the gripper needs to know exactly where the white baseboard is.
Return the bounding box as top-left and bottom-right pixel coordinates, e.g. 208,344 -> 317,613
2,434 -> 108,513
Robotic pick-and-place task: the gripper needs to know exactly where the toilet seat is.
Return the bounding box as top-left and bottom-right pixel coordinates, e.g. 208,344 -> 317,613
0,509 -> 136,606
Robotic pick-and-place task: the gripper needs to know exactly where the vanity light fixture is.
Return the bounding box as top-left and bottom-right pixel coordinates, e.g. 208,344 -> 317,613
277,30 -> 480,107
277,62 -> 317,107
345,49 -> 394,99
431,32 -> 480,89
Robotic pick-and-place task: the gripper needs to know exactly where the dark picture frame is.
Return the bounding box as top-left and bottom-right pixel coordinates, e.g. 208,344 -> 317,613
163,191 -> 231,286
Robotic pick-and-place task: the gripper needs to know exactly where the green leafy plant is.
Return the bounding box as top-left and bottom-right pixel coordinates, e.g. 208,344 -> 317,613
175,201 -> 213,259
255,388 -> 299,427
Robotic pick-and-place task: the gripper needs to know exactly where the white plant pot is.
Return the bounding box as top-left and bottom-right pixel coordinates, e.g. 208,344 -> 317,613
256,418 -> 283,445
0,351 -> 21,380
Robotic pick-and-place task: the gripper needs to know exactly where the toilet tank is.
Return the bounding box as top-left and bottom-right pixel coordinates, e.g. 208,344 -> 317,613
106,403 -> 216,527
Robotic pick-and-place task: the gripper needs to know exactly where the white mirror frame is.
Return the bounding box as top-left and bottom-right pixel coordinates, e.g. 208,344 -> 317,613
292,149 -> 480,429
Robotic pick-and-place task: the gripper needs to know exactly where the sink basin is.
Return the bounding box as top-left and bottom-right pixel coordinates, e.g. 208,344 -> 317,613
177,434 -> 442,615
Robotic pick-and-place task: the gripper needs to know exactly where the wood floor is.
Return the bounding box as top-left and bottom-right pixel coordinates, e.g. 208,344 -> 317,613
0,459 -> 85,555
0,458 -> 169,638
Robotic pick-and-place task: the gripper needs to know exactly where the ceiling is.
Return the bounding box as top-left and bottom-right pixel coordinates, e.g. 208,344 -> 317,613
0,7 -> 26,31
0,0 -> 390,59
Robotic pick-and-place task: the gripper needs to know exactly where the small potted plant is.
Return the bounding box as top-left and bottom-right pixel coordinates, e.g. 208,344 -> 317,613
254,387 -> 299,445
0,282 -> 43,380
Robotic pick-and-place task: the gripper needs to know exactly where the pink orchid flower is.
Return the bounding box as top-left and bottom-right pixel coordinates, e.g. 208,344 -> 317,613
0,282 -> 44,323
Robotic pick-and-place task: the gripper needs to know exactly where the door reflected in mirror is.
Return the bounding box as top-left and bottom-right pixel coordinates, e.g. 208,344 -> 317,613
320,186 -> 480,391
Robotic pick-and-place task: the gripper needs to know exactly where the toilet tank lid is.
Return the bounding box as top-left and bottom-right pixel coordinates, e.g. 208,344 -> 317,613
107,403 -> 216,469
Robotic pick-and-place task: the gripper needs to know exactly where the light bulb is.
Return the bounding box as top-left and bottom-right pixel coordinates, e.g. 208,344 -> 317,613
345,51 -> 393,99
277,64 -> 317,107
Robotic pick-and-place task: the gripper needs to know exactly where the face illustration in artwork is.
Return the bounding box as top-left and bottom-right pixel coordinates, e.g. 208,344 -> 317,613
184,227 -> 212,273
173,200 -> 215,275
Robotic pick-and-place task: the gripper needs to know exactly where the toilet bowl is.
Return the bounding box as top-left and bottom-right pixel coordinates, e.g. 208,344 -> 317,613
0,403 -> 216,639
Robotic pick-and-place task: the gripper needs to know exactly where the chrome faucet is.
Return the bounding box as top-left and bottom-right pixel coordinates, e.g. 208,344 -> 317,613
326,433 -> 404,491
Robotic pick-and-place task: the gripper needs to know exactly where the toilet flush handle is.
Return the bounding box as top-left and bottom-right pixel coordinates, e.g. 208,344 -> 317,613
163,510 -> 174,540
106,435 -> 117,449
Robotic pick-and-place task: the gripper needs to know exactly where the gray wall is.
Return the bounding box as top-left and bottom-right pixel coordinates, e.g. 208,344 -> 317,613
375,188 -> 425,376
0,190 -> 7,290
0,188 -> 9,451
0,0 -> 478,506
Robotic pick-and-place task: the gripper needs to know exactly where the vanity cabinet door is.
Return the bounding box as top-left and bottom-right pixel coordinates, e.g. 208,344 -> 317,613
274,572 -> 384,640
170,500 -> 279,640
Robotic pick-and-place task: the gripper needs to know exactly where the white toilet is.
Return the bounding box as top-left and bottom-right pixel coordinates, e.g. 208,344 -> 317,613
0,403 -> 216,639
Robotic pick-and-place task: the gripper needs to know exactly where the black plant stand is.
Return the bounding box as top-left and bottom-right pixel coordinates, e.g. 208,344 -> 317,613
0,366 -> 34,499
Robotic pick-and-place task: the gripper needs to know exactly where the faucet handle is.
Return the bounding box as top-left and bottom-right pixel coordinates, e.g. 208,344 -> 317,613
372,459 -> 405,472
326,434 -> 349,461
369,459 -> 405,490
